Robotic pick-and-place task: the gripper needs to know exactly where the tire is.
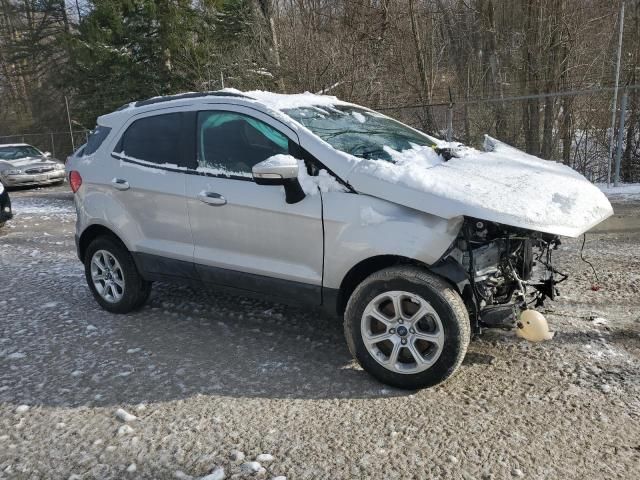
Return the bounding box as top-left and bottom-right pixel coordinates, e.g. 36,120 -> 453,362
84,235 -> 152,313
344,266 -> 470,389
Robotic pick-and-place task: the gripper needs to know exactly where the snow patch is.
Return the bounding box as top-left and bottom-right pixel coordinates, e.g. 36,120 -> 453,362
15,405 -> 29,413
234,89 -> 352,111
201,467 -> 225,480
352,111 -> 367,123
117,424 -> 135,435
115,408 -> 137,422
240,462 -> 261,474
351,135 -> 613,237
296,159 -> 347,195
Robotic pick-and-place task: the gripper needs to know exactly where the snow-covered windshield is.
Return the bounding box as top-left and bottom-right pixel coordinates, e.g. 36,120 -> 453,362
0,145 -> 42,160
283,105 -> 437,161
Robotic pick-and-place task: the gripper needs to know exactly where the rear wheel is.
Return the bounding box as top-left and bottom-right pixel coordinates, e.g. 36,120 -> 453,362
344,266 -> 470,389
84,236 -> 151,313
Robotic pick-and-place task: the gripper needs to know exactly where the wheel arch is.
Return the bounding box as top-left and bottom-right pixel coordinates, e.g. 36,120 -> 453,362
333,254 -> 470,317
77,224 -> 128,263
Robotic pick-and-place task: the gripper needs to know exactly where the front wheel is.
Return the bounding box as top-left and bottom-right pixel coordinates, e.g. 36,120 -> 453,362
344,266 -> 470,389
84,236 -> 152,313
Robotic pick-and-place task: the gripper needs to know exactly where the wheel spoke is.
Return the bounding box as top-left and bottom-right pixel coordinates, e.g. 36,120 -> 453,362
92,257 -> 104,273
414,330 -> 442,347
391,293 -> 403,320
408,304 -> 428,322
363,331 -> 393,346
387,340 -> 401,365
368,307 -> 392,327
408,341 -> 427,365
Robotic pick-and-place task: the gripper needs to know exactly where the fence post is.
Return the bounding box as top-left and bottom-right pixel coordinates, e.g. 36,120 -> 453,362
446,87 -> 454,142
65,95 -> 75,151
614,88 -> 628,187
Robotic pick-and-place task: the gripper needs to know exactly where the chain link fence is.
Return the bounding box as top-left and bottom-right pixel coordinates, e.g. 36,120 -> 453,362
0,130 -> 89,161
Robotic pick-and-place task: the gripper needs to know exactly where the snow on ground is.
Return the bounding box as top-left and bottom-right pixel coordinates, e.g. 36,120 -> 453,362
10,196 -> 74,216
598,182 -> 640,201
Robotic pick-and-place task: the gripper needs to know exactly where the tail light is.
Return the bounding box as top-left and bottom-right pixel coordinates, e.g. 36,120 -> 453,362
69,170 -> 82,193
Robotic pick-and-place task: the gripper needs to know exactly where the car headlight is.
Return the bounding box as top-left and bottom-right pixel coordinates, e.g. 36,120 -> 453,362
4,169 -> 22,175
54,163 -> 65,170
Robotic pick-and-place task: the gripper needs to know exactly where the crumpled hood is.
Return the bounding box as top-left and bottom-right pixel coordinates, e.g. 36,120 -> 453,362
345,136 -> 613,237
0,156 -> 57,170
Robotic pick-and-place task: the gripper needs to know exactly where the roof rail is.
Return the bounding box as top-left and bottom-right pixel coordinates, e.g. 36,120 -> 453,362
134,90 -> 249,108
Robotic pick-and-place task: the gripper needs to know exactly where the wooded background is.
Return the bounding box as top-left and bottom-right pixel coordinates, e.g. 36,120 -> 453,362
1,0 -> 639,182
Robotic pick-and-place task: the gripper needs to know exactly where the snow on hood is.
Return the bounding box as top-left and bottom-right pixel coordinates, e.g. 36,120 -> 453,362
347,136 -> 613,237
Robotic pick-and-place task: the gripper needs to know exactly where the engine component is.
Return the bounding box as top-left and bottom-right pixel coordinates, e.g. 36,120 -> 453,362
444,217 -> 567,333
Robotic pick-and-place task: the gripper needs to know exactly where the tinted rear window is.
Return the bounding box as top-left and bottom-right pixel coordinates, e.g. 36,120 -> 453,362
83,126 -> 111,156
117,113 -> 183,165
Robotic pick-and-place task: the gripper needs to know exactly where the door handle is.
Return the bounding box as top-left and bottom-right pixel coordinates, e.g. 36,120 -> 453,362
111,178 -> 130,191
198,191 -> 227,206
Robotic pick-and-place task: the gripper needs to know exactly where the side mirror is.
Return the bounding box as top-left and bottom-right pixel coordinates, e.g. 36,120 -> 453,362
43,151 -> 52,158
252,155 -> 305,204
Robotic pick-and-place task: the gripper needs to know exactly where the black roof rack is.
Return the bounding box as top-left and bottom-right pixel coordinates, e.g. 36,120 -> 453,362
134,90 -> 249,108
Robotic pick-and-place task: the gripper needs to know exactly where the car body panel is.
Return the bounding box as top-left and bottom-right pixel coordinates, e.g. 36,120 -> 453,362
321,191 -> 462,289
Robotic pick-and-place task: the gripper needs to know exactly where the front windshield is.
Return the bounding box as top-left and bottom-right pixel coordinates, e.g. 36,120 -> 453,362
0,145 -> 42,160
283,105 -> 437,161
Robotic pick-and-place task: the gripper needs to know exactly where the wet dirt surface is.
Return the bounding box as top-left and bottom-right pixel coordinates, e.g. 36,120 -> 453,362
1,185 -> 638,479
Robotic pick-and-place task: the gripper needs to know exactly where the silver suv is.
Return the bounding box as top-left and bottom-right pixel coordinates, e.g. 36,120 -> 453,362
66,90 -> 612,389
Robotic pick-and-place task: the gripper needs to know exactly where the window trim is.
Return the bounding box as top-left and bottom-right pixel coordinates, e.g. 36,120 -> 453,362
113,111 -> 197,170
194,109 -> 294,182
110,103 -> 353,189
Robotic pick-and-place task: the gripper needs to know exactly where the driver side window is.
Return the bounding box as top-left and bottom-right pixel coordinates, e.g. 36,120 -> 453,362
197,111 -> 289,178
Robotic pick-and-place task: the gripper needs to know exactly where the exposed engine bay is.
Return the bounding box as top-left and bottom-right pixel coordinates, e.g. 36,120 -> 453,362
439,218 -> 567,333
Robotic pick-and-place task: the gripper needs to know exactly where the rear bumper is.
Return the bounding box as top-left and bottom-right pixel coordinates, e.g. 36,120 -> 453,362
1,170 -> 66,187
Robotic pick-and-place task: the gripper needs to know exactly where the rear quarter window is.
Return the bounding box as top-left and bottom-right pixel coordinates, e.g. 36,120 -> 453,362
116,113 -> 184,166
83,125 -> 112,156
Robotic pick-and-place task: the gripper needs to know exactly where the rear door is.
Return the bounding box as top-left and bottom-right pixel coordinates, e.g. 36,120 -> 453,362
185,105 -> 323,304
109,110 -> 195,277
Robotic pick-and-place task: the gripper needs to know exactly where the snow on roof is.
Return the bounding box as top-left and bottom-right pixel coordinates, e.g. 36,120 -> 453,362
224,88 -> 352,111
0,143 -> 29,147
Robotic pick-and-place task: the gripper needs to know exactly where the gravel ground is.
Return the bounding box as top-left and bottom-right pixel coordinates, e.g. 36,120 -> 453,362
1,184 -> 639,479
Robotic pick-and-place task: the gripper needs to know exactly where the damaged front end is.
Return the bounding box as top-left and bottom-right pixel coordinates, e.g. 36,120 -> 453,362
433,217 -> 567,334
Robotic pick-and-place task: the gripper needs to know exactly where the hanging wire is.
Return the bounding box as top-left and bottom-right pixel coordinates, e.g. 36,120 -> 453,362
580,233 -> 600,284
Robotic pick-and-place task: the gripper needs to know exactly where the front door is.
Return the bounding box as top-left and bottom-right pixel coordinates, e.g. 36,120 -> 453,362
185,106 -> 323,304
